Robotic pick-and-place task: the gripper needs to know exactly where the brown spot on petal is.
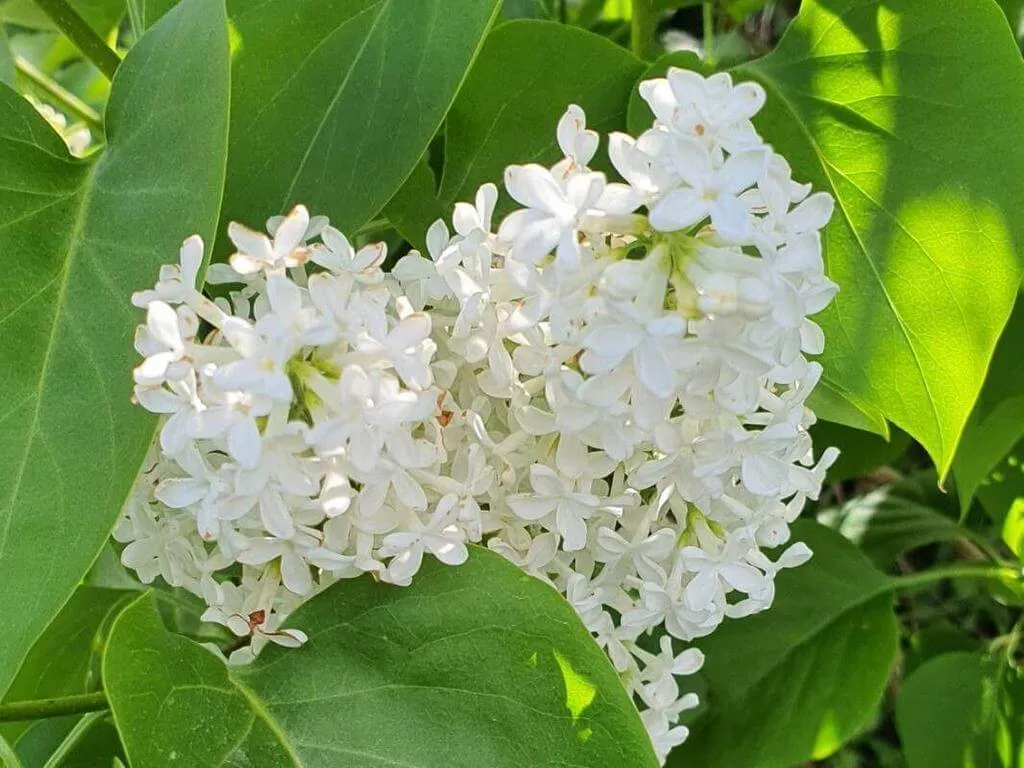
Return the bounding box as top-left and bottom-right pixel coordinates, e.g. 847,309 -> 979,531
439,410 -> 454,428
247,610 -> 266,631
694,124 -> 706,136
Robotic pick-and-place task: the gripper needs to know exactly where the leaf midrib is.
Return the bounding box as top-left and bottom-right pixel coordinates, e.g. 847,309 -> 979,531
0,162 -> 97,563
278,0 -> 390,209
736,61 -> 947,465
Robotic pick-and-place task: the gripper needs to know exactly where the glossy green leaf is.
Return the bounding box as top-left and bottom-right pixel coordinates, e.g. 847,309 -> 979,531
0,0 -> 229,698
218,0 -> 500,251
105,548 -> 658,767
668,521 -> 899,767
386,19 -> 645,245
953,298 -> 1024,511
734,0 -> 1024,479
722,0 -> 769,22
897,652 -> 1024,768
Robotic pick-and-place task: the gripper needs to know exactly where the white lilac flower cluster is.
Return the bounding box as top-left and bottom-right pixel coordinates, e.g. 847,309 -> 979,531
117,68 -> 838,762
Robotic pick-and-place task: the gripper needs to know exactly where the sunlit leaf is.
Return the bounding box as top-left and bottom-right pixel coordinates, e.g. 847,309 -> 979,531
731,0 -> 1024,479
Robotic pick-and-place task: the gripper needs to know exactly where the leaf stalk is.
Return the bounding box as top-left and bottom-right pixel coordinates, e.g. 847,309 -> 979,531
29,0 -> 121,80
0,692 -> 108,723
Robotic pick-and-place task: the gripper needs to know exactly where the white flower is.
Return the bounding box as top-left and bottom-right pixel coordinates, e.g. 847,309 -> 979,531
648,140 -> 765,241
499,163 -> 605,269
506,464 -> 604,551
133,302 -> 195,386
381,495 -> 469,585
229,205 -> 313,276
120,69 -> 840,764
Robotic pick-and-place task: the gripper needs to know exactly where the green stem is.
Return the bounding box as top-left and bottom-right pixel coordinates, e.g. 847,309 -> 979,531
0,692 -> 108,723
0,732 -> 22,768
702,1 -> 717,68
30,0 -> 121,80
630,0 -> 658,60
892,564 -> 1020,592
41,711 -> 106,768
125,0 -> 144,41
14,56 -> 103,132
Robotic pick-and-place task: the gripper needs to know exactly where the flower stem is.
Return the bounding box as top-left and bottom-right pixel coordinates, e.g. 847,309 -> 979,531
14,56 -> 103,132
892,564 -> 1020,592
29,0 -> 121,81
630,0 -> 658,60
702,1 -> 717,68
0,692 -> 108,723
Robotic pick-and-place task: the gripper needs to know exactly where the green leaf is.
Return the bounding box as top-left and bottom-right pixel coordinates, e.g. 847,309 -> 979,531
975,442 -> 1024,524
137,0 -> 181,29
1,587 -> 129,744
953,297 -> 1024,511
668,521 -> 899,767
386,19 -> 645,245
105,548 -> 658,767
808,379 -> 889,438
996,0 -> 1024,29
897,652 -> 1024,768
0,0 -> 230,698
817,486 -> 973,569
500,0 -> 558,19
218,0 -> 500,250
0,27 -> 14,88
14,715 -> 123,768
1003,498 -> 1024,559
903,623 -> 983,679
734,0 -> 1024,479
384,152 -> 446,251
